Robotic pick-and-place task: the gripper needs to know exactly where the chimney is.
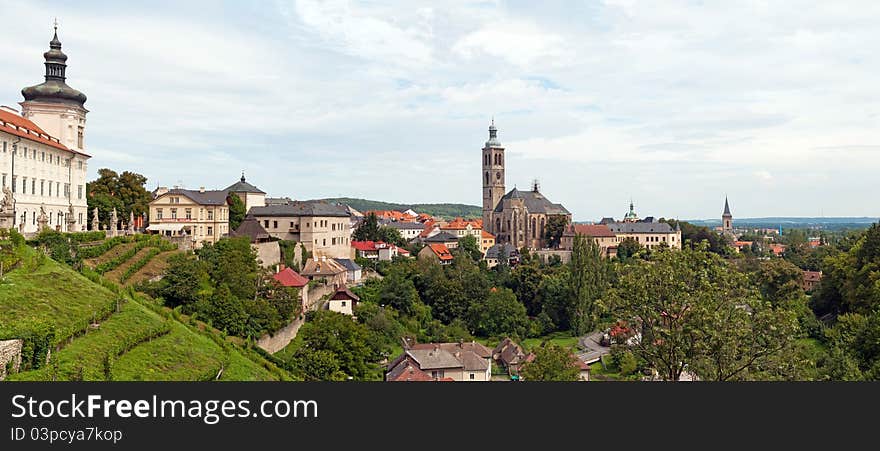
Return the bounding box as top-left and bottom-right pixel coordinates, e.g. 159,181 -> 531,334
199,186 -> 205,193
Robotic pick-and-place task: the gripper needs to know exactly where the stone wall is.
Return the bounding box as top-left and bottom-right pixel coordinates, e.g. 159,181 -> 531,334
0,339 -> 23,381
534,249 -> 572,265
253,241 -> 281,268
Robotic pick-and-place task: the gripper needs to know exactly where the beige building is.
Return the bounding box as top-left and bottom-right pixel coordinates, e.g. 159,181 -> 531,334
147,188 -> 230,248
0,28 -> 90,234
560,224 -> 620,257
249,201 -> 352,259
225,173 -> 265,212
386,342 -> 493,382
327,286 -> 359,316
605,220 -> 681,250
481,230 -> 495,255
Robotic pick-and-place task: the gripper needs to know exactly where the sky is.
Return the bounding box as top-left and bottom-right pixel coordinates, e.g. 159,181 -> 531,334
2,0 -> 879,221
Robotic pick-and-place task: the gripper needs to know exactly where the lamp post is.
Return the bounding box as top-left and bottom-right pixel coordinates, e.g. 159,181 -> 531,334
10,137 -> 21,227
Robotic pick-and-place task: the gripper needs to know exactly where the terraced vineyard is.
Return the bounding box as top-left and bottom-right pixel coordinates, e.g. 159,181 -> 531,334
81,234 -> 179,286
1,235 -> 291,381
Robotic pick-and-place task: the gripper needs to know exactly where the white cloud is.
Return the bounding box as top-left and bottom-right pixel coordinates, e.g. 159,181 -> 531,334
452,21 -> 571,68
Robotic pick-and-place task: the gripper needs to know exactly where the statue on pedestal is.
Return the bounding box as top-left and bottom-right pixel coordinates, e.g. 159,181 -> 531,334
92,207 -> 100,232
0,186 -> 13,229
36,205 -> 49,231
129,211 -> 135,234
0,185 -> 12,213
66,204 -> 77,232
110,208 -> 118,236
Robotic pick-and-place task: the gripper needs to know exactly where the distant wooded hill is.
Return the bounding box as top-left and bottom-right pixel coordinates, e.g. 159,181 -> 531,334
686,217 -> 879,230
316,198 -> 482,220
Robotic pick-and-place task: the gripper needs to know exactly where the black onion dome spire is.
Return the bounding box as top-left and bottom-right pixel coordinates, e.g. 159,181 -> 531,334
21,24 -> 87,107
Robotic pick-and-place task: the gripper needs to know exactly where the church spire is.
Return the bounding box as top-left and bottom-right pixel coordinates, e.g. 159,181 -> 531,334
723,196 -> 732,217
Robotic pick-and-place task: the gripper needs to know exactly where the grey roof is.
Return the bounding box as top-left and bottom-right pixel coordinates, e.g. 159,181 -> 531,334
458,351 -> 490,372
230,216 -> 270,242
405,349 -> 464,371
265,197 -> 293,205
384,221 -> 426,230
723,197 -> 732,216
606,222 -> 676,234
248,201 -> 350,218
225,175 -> 265,194
162,189 -> 229,206
334,258 -> 362,272
424,231 -> 458,242
493,187 -> 570,215
485,243 -> 518,260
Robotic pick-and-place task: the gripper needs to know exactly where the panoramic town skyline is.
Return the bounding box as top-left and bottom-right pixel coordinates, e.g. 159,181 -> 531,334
2,0 -> 879,221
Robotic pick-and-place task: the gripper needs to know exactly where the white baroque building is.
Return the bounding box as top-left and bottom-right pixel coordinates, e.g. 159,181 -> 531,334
0,26 -> 89,234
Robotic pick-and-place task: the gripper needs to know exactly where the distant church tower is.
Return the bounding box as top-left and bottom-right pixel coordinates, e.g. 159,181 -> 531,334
722,196 -> 733,233
20,23 -> 88,153
482,120 -> 505,234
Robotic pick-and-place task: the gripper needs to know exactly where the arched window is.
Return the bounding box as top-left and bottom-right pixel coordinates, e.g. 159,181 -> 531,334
485,172 -> 489,185
532,218 -> 537,238
499,154 -> 503,165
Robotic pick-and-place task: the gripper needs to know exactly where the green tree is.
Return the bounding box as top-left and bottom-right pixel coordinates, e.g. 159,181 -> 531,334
538,270 -> 573,331
511,262 -> 544,316
610,245 -> 800,381
377,226 -> 406,247
197,237 -> 260,300
159,253 -> 205,308
291,310 -> 383,380
569,234 -> 611,334
616,237 -> 642,261
378,270 -> 421,315
86,168 -> 151,229
289,349 -> 348,381
353,213 -> 380,241
466,287 -> 529,338
457,234 -> 483,261
196,284 -> 249,336
544,215 -> 569,249
519,343 -> 581,381
755,259 -> 805,307
227,194 -> 247,231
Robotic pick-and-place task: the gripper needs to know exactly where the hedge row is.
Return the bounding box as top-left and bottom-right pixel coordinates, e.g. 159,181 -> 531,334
119,248 -> 161,283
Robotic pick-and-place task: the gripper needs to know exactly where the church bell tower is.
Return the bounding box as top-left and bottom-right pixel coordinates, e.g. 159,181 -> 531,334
482,120 -> 505,234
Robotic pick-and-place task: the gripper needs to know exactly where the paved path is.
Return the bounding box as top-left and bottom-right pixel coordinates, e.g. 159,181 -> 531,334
577,331 -> 612,365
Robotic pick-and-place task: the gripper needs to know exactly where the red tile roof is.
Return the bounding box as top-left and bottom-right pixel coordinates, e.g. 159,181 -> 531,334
442,217 -> 482,230
428,243 -> 454,261
0,109 -> 88,155
803,270 -> 823,282
273,267 -> 309,288
366,210 -> 417,222
352,240 -> 380,252
482,230 -> 495,239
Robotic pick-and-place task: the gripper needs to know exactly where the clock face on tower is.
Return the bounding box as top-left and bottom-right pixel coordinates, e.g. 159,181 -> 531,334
496,172 -> 501,180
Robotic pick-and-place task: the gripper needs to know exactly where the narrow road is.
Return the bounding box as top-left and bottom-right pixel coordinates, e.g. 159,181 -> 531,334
577,330 -> 612,365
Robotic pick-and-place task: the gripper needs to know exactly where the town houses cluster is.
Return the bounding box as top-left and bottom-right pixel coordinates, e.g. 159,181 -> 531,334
1,26 -> 819,382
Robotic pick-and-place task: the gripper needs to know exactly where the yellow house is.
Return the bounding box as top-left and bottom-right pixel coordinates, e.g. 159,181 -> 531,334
147,188 -> 229,248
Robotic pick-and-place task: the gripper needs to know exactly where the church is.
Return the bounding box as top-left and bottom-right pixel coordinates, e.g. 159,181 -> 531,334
481,122 -> 571,250
0,25 -> 90,234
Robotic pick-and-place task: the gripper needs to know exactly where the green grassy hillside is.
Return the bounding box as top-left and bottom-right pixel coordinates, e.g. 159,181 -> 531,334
0,239 -> 290,381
